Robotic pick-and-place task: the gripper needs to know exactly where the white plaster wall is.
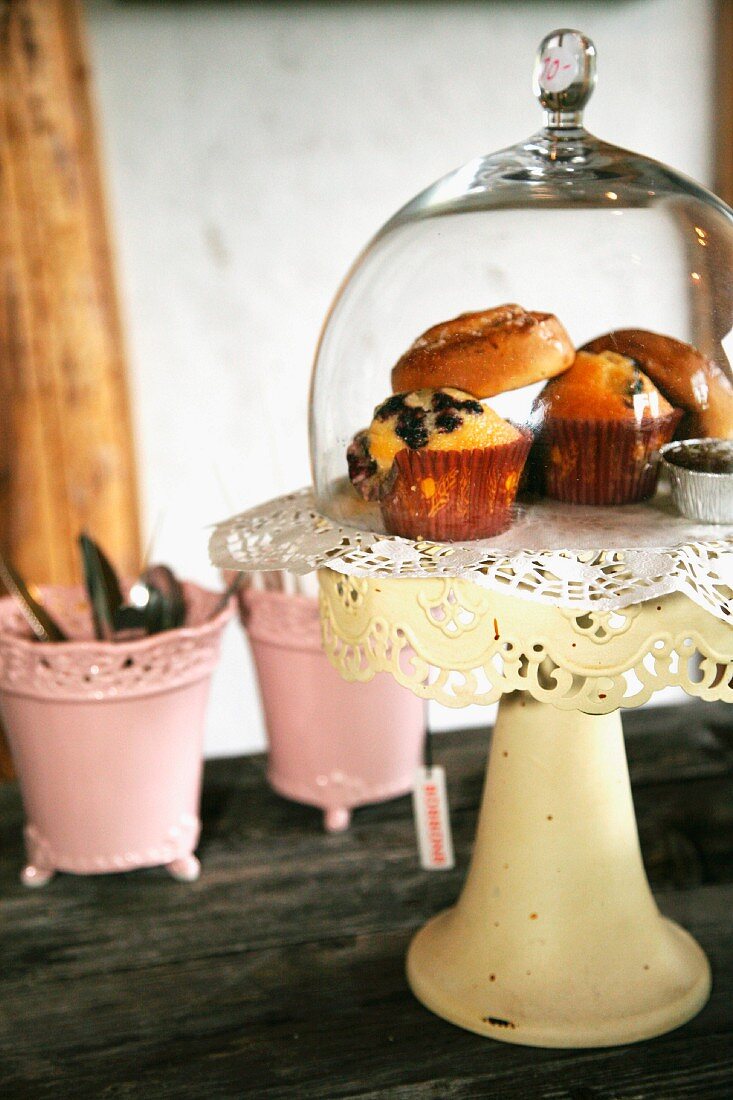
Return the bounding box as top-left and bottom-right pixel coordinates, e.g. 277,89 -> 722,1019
86,0 -> 715,756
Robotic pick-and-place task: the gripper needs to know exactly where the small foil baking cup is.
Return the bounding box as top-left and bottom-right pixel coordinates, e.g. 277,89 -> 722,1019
380,435 -> 532,542
660,438 -> 733,523
537,410 -> 682,506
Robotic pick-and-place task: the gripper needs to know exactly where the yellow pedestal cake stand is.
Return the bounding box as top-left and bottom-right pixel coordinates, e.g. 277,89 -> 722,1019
319,572 -> 732,1047
209,487 -> 733,1048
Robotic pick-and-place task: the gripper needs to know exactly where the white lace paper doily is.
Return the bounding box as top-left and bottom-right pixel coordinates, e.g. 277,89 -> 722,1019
208,487 -> 733,624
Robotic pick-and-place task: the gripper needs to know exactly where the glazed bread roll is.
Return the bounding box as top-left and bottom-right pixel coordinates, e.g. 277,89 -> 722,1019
391,304 -> 574,398
581,329 -> 733,439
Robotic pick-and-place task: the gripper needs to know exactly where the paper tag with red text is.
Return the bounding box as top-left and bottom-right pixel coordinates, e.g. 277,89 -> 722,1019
538,43 -> 580,93
413,766 -> 455,871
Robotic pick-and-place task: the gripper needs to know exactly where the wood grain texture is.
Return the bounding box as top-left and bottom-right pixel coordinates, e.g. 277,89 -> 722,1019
0,701 -> 731,1098
0,0 -> 140,584
660,2 -> 733,382
715,0 -> 733,206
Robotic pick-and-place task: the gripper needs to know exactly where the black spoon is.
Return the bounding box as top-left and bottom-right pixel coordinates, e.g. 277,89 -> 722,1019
79,533 -> 124,641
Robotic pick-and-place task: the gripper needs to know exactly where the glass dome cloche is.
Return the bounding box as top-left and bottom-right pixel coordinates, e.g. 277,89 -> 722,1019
309,29 -> 733,550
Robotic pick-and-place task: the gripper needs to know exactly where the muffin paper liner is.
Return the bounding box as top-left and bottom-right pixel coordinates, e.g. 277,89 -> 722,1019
538,411 -> 683,506
380,435 -> 532,541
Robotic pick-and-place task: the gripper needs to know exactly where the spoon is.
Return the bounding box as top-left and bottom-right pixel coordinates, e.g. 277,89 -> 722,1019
207,572 -> 247,622
79,533 -> 124,641
80,536 -> 187,639
0,555 -> 68,643
129,565 -> 187,635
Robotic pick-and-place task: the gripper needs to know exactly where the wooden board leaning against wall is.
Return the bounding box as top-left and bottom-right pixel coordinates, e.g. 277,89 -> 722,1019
0,0 -> 141,779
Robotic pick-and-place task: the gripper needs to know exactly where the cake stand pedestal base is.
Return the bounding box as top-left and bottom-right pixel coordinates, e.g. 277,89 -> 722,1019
407,694 -> 711,1047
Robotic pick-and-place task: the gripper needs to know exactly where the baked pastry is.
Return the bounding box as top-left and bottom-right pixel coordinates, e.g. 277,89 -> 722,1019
346,429 -> 381,502
533,351 -> 683,505
581,329 -> 733,439
391,304 -> 574,398
352,387 -> 531,540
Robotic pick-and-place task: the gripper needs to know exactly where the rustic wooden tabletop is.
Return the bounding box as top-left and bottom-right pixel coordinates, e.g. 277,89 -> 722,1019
0,701 -> 731,1099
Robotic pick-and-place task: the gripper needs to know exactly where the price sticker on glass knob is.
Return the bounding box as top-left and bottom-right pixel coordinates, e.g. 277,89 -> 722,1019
413,765 -> 455,871
539,44 -> 579,93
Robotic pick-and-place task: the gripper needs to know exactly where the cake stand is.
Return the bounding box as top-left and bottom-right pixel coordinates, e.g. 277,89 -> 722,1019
210,489 -> 733,1048
319,571 -> 731,1047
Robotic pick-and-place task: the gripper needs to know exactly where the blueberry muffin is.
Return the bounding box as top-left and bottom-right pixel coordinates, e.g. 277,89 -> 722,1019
348,388 -> 531,540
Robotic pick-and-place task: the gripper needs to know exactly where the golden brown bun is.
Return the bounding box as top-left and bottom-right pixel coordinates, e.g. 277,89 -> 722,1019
581,329 -> 733,439
391,304 -> 575,398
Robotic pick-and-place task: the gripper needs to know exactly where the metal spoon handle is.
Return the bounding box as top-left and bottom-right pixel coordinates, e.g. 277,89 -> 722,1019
208,573 -> 247,621
0,556 -> 68,643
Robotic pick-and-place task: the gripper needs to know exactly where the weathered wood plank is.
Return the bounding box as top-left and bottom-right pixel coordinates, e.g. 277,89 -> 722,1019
0,886 -> 730,1098
0,705 -> 731,979
0,703 -> 731,1097
715,0 -> 733,207
0,0 -> 140,582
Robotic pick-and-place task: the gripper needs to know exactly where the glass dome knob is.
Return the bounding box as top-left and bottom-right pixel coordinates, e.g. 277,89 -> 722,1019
533,29 -> 597,129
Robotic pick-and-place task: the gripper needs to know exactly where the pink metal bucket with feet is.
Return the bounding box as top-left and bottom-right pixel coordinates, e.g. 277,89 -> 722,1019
0,583 -> 232,886
241,586 -> 425,831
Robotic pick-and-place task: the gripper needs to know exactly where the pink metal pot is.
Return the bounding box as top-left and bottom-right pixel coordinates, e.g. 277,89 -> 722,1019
0,583 -> 232,886
241,586 -> 425,832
